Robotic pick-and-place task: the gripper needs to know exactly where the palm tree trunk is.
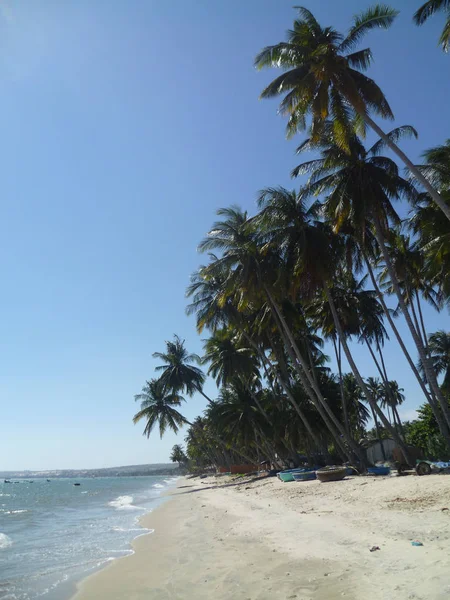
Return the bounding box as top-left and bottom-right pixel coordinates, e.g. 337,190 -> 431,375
322,281 -> 411,464
363,113 -> 450,222
364,336 -> 401,438
369,404 -> 386,461
375,340 -> 404,439
248,389 -> 272,425
409,294 -> 425,347
332,337 -> 350,436
264,285 -> 364,464
372,215 -> 450,431
240,329 -> 320,454
364,254 -> 450,447
197,387 -> 215,406
267,314 -> 350,461
416,294 -> 430,356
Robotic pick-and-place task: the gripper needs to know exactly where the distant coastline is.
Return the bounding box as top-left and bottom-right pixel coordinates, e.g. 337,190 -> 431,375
0,462 -> 182,479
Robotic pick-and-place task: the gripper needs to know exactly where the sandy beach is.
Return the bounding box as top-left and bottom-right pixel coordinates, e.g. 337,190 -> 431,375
73,474 -> 450,600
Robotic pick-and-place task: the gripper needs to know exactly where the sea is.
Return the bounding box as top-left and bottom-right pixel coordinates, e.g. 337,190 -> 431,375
0,475 -> 178,600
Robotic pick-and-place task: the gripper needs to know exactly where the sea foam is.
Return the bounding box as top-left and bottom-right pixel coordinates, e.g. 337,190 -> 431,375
0,533 -> 13,549
108,495 -> 142,510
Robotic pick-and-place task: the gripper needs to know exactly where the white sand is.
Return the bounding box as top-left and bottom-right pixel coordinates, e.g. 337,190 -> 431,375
73,473 -> 450,600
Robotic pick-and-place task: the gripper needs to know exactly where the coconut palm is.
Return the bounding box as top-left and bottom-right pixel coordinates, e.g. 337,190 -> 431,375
295,131 -> 450,436
255,187 -> 407,458
170,444 -> 187,466
255,6 -> 450,221
133,379 -> 187,438
365,377 -> 387,458
410,194 -> 450,307
200,205 -> 363,462
424,331 -> 450,393
153,335 -> 214,405
414,0 -> 450,51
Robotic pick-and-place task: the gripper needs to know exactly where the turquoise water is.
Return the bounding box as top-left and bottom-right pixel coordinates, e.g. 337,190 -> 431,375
0,475 -> 177,599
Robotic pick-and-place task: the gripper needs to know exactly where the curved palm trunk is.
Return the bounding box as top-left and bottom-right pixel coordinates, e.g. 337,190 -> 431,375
333,338 -> 350,436
364,336 -> 401,439
197,387 -> 215,406
268,304 -> 350,460
372,216 -> 450,430
267,315 -> 349,461
262,329 -> 334,459
363,114 -> 450,222
248,388 -> 273,425
322,282 -> 412,464
410,295 -> 426,347
264,285 -> 364,464
364,255 -> 450,448
416,295 -> 430,357
376,341 -> 404,440
369,404 -> 386,461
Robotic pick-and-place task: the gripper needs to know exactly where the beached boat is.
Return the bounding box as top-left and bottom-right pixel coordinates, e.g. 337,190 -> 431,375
368,466 -> 391,476
292,471 -> 316,482
316,466 -> 347,483
277,467 -> 318,482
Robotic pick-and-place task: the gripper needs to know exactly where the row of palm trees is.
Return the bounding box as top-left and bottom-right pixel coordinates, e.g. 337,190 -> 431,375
132,5 -> 450,469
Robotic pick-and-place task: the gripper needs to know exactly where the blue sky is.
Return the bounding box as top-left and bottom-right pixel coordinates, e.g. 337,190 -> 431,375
0,0 -> 448,470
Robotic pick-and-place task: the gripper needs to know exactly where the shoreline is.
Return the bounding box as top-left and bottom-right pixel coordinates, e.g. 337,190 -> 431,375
58,481 -> 178,600
71,473 -> 450,600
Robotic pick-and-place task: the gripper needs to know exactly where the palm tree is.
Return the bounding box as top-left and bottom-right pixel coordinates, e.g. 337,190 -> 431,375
414,0 -> 450,51
365,377 -> 387,459
133,379 -> 187,438
424,331 -> 450,393
187,263 -> 329,455
255,6 -> 450,221
199,205 -> 362,462
295,131 -> 450,437
255,187 -> 406,459
153,335 -> 214,405
170,444 -> 187,466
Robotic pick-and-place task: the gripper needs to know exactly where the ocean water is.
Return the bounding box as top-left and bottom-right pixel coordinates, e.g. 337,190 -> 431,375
0,475 -> 178,600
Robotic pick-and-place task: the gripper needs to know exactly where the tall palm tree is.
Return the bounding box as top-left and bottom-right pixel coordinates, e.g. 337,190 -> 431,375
187,263 -> 328,454
133,379 -> 187,438
256,187 -> 407,458
424,331 -> 450,393
170,444 -> 187,466
414,0 -> 450,51
199,205 -> 362,462
255,6 -> 450,221
365,377 -> 387,459
296,132 -> 450,435
153,335 -> 214,405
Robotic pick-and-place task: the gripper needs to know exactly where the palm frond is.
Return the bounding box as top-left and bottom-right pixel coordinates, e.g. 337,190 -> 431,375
346,48 -> 373,70
340,4 -> 399,52
368,126 -> 418,156
414,0 -> 450,25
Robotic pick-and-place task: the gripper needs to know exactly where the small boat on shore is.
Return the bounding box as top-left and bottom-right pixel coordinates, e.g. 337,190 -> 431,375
277,467 -> 318,483
292,471 -> 316,482
316,466 -> 347,483
368,466 -> 391,476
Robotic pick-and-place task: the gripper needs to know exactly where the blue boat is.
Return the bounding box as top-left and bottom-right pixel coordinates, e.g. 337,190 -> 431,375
277,467 -> 318,482
368,466 -> 391,476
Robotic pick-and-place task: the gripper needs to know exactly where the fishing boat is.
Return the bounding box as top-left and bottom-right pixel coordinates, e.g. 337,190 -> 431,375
292,470 -> 316,482
368,466 -> 391,476
316,466 -> 347,482
277,467 -> 318,482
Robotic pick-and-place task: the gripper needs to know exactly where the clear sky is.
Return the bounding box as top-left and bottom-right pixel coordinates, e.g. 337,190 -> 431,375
0,0 -> 449,470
